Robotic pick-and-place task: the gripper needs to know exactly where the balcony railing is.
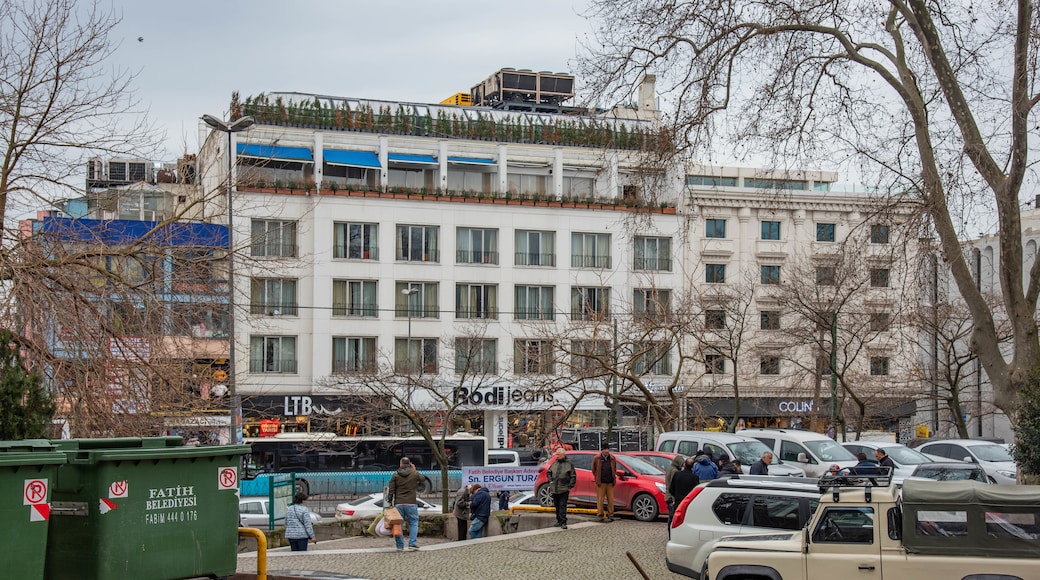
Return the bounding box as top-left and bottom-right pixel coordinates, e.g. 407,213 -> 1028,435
515,252 -> 556,267
633,257 -> 672,271
571,254 -> 611,269
248,359 -> 298,374
456,250 -> 499,265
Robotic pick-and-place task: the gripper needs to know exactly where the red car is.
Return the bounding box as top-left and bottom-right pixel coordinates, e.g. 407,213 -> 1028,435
534,451 -> 668,521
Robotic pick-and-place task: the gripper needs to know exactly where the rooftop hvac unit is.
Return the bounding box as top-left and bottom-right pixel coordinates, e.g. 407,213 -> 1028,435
87,157 -> 105,181
470,68 -> 575,109
106,159 -> 154,184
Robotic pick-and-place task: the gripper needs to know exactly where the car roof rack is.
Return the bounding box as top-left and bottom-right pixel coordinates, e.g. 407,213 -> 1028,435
818,466 -> 894,502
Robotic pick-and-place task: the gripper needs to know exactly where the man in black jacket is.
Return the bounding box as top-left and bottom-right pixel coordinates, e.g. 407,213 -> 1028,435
468,484 -> 492,538
668,458 -> 701,512
547,448 -> 577,529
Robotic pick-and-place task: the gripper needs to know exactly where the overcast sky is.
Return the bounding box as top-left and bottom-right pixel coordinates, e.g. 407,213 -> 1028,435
111,0 -> 595,160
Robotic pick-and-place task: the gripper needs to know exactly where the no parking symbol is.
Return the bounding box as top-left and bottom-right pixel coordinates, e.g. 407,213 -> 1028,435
217,466 -> 238,490
24,479 -> 47,505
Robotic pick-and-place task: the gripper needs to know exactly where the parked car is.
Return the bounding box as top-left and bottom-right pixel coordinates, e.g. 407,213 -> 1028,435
738,428 -> 858,477
533,451 -> 668,521
624,451 -> 678,473
909,461 -> 988,482
656,431 -> 806,477
487,449 -> 520,466
239,496 -> 322,529
334,493 -> 441,521
666,475 -> 822,579
840,441 -> 934,481
506,491 -> 540,508
915,439 -> 1018,484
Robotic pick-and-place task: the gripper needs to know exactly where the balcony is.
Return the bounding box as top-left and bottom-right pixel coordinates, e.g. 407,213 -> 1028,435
700,238 -> 735,258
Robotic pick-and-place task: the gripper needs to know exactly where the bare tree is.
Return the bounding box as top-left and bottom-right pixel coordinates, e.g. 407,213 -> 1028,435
580,1 -> 1040,438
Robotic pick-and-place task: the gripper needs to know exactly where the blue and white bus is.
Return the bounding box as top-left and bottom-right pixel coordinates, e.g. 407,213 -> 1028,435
243,432 -> 489,496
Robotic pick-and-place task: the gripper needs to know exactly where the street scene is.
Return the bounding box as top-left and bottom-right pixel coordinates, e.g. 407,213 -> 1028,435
3,1 -> 1040,579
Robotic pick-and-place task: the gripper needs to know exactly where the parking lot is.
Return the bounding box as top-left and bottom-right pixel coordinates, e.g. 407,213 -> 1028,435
238,516 -> 687,580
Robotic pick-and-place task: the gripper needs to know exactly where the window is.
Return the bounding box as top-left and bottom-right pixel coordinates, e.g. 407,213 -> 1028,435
455,338 -> 497,374
914,510 -> 968,538
760,356 -> 781,375
705,263 -> 726,284
251,219 -> 297,257
634,289 -> 671,320
249,336 -> 297,373
571,287 -> 610,321
634,342 -> 671,375
457,227 -> 498,264
395,338 -> 438,374
870,356 -> 890,376
515,285 -> 555,320
813,507 -> 875,544
706,219 -> 727,239
634,236 -> 672,271
455,283 -> 497,319
687,175 -> 738,187
562,175 -> 593,197
749,495 -> 805,530
761,265 -> 781,285
250,278 -> 298,316
396,224 -> 439,262
746,178 -> 808,191
447,168 -> 493,193
332,337 -> 377,373
870,268 -> 890,288
816,223 -> 836,242
816,267 -> 835,286
507,172 -> 548,195
706,310 -> 726,330
395,282 -> 439,318
871,224 -> 890,244
514,340 -> 554,374
760,311 -> 781,330
706,354 -> 726,374
571,232 -> 611,268
571,340 -> 609,374
387,166 -> 433,189
761,221 -> 781,240
332,280 -> 377,317
712,494 -> 750,525
333,222 -> 378,260
515,230 -> 556,267
780,440 -> 814,463
870,313 -> 891,332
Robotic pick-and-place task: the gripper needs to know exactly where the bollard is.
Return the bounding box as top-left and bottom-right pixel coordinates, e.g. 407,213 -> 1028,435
238,527 -> 267,580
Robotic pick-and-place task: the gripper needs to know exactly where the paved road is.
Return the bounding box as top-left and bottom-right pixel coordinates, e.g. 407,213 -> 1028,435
238,518 -> 687,580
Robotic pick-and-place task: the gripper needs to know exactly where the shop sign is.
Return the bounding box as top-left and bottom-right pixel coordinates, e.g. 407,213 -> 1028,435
282,395 -> 344,417
777,400 -> 814,413
258,419 -> 280,436
453,385 -> 553,407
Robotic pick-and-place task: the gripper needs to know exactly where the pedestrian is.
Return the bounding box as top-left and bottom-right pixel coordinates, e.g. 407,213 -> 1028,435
497,489 -> 510,511
664,454 -> 685,530
874,448 -> 896,472
852,452 -> 880,475
591,444 -> 618,522
718,453 -> 740,475
692,449 -> 719,481
468,484 -> 491,539
730,459 -> 743,474
452,484 -> 472,541
750,451 -> 773,475
387,457 -> 422,551
668,457 -> 701,508
547,447 -> 577,529
284,492 -> 317,551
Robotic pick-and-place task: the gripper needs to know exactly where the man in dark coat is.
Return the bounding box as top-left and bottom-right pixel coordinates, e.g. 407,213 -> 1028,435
547,448 -> 577,529
388,457 -> 422,550
750,451 -> 773,475
468,484 -> 492,538
591,445 -> 618,522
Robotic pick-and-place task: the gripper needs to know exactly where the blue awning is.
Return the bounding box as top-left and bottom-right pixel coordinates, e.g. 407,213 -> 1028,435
323,149 -> 381,169
447,156 -> 496,165
388,153 -> 437,165
237,143 -> 313,162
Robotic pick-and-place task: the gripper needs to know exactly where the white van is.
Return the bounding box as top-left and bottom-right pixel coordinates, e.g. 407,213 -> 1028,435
486,449 -> 520,467
737,427 -> 858,477
655,431 -> 806,477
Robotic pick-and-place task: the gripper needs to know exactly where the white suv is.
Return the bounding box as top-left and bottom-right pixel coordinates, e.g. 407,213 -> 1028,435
738,427 -> 858,477
665,476 -> 821,579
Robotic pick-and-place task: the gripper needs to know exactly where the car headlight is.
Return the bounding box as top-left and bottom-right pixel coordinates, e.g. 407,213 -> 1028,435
656,482 -> 667,493
997,470 -> 1017,479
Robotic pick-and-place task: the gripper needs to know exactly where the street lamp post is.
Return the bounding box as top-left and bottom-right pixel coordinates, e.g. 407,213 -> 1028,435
401,288 -> 419,372
203,114 -> 254,445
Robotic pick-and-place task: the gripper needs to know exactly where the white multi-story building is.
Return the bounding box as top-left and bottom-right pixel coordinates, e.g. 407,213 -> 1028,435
196,71 -> 921,445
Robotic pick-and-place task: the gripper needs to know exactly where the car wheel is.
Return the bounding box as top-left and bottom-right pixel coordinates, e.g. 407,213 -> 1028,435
417,477 -> 433,495
631,492 -> 659,521
536,484 -> 554,507
295,478 -> 310,497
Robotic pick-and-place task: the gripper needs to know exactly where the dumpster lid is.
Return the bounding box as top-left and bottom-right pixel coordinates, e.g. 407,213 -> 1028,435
0,439 -> 66,467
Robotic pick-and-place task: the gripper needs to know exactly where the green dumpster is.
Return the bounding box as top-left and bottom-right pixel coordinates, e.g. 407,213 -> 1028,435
0,440 -> 66,580
45,437 -> 250,580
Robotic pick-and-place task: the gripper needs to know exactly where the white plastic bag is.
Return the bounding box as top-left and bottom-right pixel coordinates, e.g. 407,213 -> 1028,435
374,516 -> 392,537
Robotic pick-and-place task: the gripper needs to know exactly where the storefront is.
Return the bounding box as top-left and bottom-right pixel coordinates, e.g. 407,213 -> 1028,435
241,395 -> 367,437
687,397 -> 917,433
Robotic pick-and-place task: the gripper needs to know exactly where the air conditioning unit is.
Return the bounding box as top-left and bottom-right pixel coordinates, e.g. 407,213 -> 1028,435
87,157 -> 105,181
106,159 -> 154,184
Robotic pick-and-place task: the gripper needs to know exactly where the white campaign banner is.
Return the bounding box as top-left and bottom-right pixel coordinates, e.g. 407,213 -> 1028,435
461,466 -> 540,490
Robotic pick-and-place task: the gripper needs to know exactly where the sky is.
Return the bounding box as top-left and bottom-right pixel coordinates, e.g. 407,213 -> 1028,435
111,0 -> 596,160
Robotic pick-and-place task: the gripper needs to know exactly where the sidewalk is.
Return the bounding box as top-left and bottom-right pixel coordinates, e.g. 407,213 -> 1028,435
237,518 -> 683,580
